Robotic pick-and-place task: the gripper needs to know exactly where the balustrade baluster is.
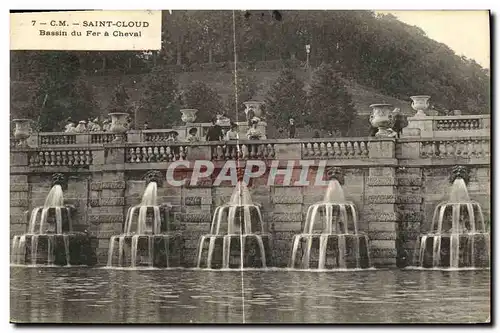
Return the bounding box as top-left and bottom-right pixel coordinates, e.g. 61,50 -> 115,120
215,145 -> 223,160
147,147 -> 153,162
79,151 -> 85,165
241,144 -> 249,159
180,146 -> 186,160
332,142 -> 340,157
158,146 -> 165,161
268,144 -> 275,158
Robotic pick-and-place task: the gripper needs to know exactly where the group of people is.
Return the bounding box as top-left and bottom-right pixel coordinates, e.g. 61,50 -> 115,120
63,117 -> 111,133
204,117 -> 263,142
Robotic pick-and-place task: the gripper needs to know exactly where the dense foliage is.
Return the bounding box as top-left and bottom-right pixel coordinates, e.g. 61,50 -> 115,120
180,81 -> 224,122
20,52 -> 97,131
137,67 -> 180,128
265,68 -> 307,130
306,64 -> 357,136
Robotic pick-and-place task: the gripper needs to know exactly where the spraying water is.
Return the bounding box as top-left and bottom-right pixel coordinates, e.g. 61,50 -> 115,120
106,181 -> 180,268
196,181 -> 270,269
416,178 -> 490,268
11,184 -> 79,266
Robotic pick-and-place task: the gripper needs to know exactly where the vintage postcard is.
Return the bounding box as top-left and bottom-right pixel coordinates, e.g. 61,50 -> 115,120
9,9 -> 491,324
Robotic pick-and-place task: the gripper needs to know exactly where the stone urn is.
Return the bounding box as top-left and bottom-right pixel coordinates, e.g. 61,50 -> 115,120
108,112 -> 129,142
12,118 -> 32,146
410,95 -> 431,117
244,101 -> 264,120
369,104 -> 396,137
180,109 -> 198,124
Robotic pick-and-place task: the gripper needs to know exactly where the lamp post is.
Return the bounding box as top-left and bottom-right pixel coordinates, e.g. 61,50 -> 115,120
305,44 -> 311,69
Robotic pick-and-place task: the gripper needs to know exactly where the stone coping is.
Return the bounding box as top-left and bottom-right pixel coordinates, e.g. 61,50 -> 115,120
409,114 -> 490,121
398,136 -> 490,143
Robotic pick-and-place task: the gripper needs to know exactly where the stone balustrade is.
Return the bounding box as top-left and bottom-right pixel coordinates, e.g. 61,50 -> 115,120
211,141 -> 276,160
40,133 -> 77,145
406,114 -> 490,138
90,132 -> 118,144
301,138 -> 370,159
28,149 -> 93,167
419,137 -> 490,159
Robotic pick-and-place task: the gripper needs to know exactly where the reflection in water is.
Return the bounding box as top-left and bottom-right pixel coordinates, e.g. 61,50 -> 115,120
10,267 -> 490,324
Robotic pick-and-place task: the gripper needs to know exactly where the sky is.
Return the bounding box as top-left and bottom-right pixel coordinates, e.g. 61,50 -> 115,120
377,10 -> 490,69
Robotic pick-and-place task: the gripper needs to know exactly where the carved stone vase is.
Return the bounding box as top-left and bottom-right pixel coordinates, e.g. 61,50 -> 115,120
12,118 -> 32,147
108,112 -> 129,142
410,95 -> 430,117
180,109 -> 198,124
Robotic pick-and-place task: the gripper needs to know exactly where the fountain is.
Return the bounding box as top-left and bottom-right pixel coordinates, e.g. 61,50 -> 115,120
290,173 -> 371,269
10,174 -> 94,266
415,167 -> 490,268
106,174 -> 182,268
196,181 -> 271,269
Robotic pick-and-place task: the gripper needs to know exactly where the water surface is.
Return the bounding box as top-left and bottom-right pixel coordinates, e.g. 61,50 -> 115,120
10,267 -> 490,324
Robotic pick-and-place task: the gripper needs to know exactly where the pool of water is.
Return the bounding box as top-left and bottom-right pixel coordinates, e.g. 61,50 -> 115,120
10,267 -> 490,324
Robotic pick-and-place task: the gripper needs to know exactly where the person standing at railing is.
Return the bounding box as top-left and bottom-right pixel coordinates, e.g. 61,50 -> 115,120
102,119 -> 111,132
205,117 -> 224,141
225,122 -> 240,157
247,118 -> 262,140
75,121 -> 87,133
392,108 -> 407,138
64,118 -> 77,133
225,122 -> 239,141
288,118 -> 296,139
206,117 -> 224,158
187,128 -> 200,143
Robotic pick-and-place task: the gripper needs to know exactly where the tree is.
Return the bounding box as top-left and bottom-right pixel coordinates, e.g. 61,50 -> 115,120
307,63 -> 357,136
224,69 -> 259,120
138,67 -> 180,128
109,84 -> 131,114
180,81 -> 224,122
265,68 -> 307,130
28,52 -> 97,132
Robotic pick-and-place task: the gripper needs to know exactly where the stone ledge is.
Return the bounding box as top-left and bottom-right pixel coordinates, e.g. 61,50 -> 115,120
90,182 -> 102,191
366,195 -> 396,204
183,213 -> 211,223
88,214 -> 124,224
10,214 -> 27,224
89,198 -> 100,207
102,181 -> 127,189
363,212 -> 399,222
10,184 -> 29,192
369,222 -> 398,232
270,213 -> 303,222
185,196 -> 202,206
399,211 -> 423,222
272,196 -> 303,204
397,177 -> 422,186
271,221 -> 302,232
396,195 -> 423,204
10,199 -> 28,207
370,240 -> 396,249
370,248 -> 397,258
366,177 -> 396,186
99,197 -> 125,206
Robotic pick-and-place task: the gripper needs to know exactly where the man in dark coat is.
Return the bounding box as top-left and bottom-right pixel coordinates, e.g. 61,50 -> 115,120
288,118 -> 296,139
205,118 -> 224,141
392,108 -> 408,138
